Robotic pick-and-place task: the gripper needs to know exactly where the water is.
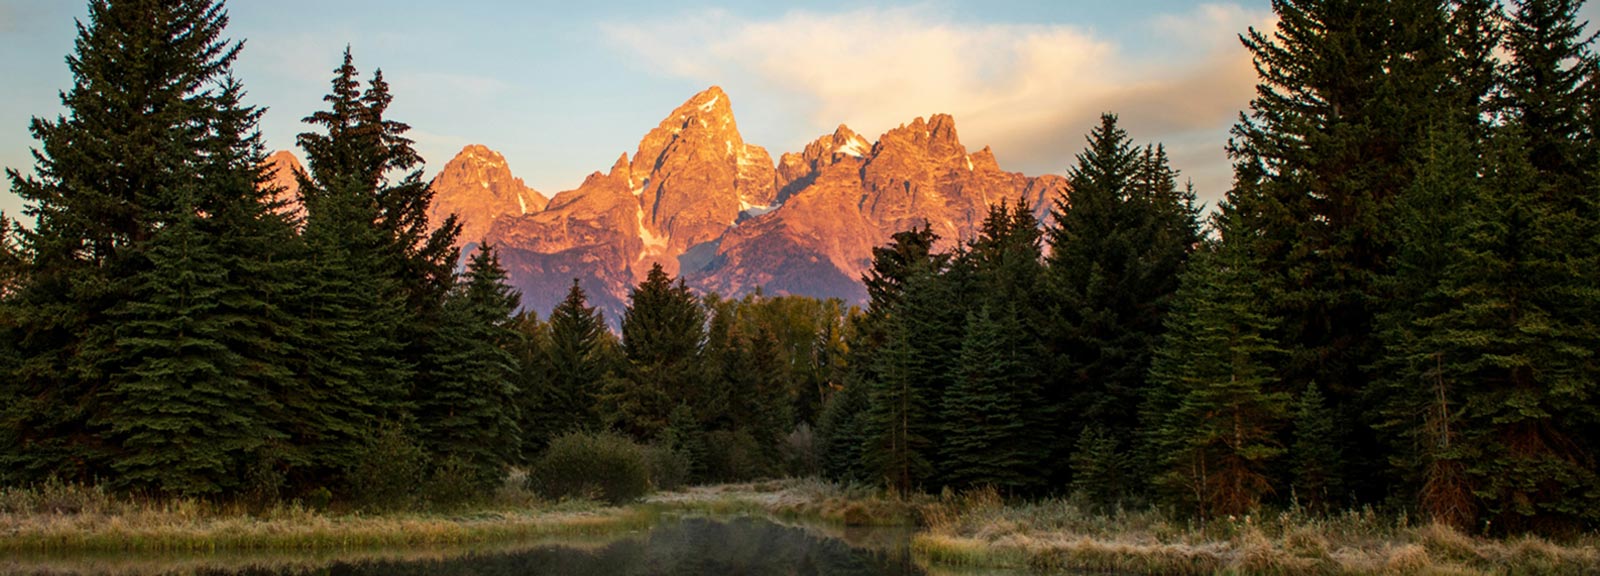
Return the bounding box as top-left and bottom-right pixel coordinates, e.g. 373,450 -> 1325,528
0,516 -> 1021,576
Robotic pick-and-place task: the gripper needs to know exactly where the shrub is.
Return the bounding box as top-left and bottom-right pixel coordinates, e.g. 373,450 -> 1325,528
644,443 -> 691,492
780,424 -> 819,477
701,429 -> 770,482
345,423 -> 427,511
422,456 -> 482,510
530,431 -> 651,505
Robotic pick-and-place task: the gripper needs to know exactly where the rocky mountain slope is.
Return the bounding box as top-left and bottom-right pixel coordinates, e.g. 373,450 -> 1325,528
275,87 -> 1068,320
428,145 -> 549,245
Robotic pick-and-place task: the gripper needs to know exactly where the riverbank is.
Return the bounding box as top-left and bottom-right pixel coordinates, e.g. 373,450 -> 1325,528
0,480 -> 653,553
648,480 -> 1600,575
5,478 -> 1598,574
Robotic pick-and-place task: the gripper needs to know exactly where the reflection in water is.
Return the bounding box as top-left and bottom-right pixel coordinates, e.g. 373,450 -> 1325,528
5,517 -> 940,576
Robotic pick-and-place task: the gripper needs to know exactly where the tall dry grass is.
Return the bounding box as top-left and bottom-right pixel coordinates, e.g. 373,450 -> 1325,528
0,477 -> 654,553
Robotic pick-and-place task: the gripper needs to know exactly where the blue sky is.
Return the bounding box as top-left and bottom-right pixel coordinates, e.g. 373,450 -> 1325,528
5,1 -> 1594,220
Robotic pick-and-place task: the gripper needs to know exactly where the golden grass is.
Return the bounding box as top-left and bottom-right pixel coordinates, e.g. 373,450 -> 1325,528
0,480 -> 656,553
5,477 -> 1599,576
900,487 -> 1600,576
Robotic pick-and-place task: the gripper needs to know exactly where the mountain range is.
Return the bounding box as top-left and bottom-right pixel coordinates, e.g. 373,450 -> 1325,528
267,87 -> 1068,320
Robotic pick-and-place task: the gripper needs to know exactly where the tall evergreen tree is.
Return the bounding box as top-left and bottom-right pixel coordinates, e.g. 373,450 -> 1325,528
1291,382 -> 1344,513
97,198 -> 280,496
417,245 -> 522,490
1393,129 -> 1600,531
1148,202 -> 1289,517
602,263 -> 705,441
529,279 -> 607,448
1500,0 -> 1594,193
1373,121 -> 1484,528
288,51 -> 416,488
0,0 -> 273,483
1229,0 -> 1462,499
940,305 -> 1049,493
1046,114 -> 1198,491
862,308 -> 937,494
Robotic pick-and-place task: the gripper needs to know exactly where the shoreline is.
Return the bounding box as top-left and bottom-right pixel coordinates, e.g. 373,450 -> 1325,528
3,479 -> 1598,575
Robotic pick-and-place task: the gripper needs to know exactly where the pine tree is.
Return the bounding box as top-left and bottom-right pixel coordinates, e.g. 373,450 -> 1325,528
417,245 -> 522,490
940,305 -> 1049,493
602,264 -> 705,441
0,0 -> 275,484
1229,0 -> 1462,500
1373,121 -> 1483,528
1291,383 -> 1344,513
1148,203 -> 1289,517
1500,0 -> 1593,194
1396,129 -> 1600,531
528,279 -> 607,450
862,309 -> 936,493
288,51 -> 416,488
1046,114 -> 1198,492
817,367 -> 871,483
97,199 -> 280,496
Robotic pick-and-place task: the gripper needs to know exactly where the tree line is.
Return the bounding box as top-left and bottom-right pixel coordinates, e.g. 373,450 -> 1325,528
3,0 -> 1599,537
811,0 -> 1600,536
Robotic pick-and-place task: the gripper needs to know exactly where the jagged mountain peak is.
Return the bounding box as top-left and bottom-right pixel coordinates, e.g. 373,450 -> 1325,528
469,87 -> 1063,322
429,144 -> 547,245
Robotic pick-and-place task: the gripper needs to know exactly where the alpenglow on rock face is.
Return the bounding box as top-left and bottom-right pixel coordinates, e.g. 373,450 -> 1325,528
260,150 -> 305,216
426,87 -> 1068,320
428,145 -> 549,246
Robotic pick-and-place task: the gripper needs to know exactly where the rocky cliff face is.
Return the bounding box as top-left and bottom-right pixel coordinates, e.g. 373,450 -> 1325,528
260,150 -> 305,216
428,145 -> 548,246
449,87 -> 1066,320
688,115 -> 1065,303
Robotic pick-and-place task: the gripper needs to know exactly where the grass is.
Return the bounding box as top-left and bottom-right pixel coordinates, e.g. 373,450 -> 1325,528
906,487 -> 1600,575
5,477 -> 1599,575
642,480 -> 1600,575
0,475 -> 656,554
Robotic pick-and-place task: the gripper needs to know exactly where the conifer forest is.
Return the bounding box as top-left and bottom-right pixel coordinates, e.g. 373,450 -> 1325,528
3,0 -> 1600,542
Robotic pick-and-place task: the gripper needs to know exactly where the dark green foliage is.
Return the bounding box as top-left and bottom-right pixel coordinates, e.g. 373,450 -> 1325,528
861,302 -> 938,493
603,264 -> 706,441
0,0 -> 299,491
816,368 -> 871,483
1228,0 -> 1465,500
1046,114 -> 1199,487
530,431 -> 652,505
940,305 -> 1049,493
416,245 -> 523,491
1148,206 -> 1289,518
1384,129 -> 1600,532
1291,383 -> 1344,512
1069,425 -> 1125,505
289,51 -> 416,488
541,279 -> 608,436
97,204 -> 280,497
345,422 -> 428,512
1500,0 -> 1593,191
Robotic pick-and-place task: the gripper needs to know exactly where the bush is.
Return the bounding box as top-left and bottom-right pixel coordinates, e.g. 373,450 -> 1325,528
530,431 -> 651,505
421,456 -> 481,510
781,424 -> 819,477
644,443 -> 691,491
345,423 -> 427,511
702,429 -> 768,482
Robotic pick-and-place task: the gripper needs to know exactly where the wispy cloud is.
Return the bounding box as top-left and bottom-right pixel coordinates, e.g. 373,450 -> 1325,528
604,3 -> 1271,204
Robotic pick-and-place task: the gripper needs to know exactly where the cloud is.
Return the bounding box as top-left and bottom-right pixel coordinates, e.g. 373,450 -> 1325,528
604,3 -> 1271,204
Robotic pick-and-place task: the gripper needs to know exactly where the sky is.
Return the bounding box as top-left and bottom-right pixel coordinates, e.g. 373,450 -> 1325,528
4,1 -> 1597,221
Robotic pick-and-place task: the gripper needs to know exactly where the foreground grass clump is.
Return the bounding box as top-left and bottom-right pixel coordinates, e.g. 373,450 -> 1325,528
0,477 -> 654,553
909,486 -> 1600,575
